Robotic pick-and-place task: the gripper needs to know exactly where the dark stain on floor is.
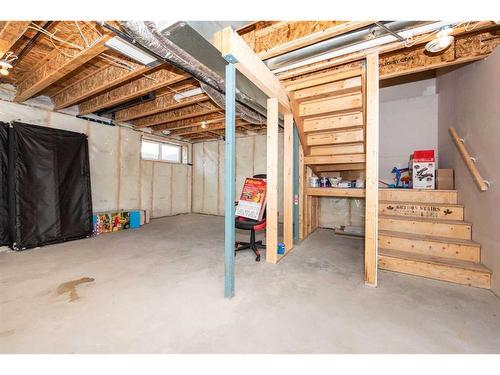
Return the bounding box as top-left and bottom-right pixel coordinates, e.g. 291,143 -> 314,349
56,277 -> 95,302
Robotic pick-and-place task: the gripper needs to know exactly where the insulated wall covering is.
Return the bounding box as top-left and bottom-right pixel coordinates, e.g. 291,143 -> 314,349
8,122 -> 93,250
0,122 -> 8,245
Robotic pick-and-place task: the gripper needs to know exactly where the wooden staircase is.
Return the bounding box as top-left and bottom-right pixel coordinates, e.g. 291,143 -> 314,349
286,65 -> 367,174
378,188 -> 491,289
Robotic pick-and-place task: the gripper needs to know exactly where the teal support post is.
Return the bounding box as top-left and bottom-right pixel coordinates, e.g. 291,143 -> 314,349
293,124 -> 300,244
224,61 -> 236,298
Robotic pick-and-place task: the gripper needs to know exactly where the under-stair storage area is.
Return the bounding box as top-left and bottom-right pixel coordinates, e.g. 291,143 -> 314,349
295,69 -> 495,290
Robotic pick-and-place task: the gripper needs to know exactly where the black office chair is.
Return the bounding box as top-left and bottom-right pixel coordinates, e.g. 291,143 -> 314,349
235,174 -> 267,262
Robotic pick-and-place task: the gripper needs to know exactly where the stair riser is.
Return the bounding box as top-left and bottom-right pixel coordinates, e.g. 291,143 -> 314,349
379,202 -> 464,221
379,190 -> 458,204
379,218 -> 471,240
378,255 -> 491,289
378,234 -> 480,262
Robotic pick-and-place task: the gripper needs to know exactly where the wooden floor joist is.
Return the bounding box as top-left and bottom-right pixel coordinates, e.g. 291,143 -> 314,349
133,101 -> 221,129
15,32 -> 111,103
78,68 -> 189,115
0,21 -> 30,59
256,21 -> 375,61
152,113 -> 225,132
115,85 -> 207,122
52,62 -> 153,109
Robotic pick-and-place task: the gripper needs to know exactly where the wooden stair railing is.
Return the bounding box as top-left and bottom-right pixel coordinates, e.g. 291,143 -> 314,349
449,127 -> 489,192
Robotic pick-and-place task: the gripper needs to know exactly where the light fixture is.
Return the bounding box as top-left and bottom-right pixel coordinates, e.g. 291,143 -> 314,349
425,27 -> 454,53
173,87 -> 204,102
161,130 -> 171,135
0,59 -> 13,76
0,60 -> 13,69
105,37 -> 160,67
200,121 -> 207,129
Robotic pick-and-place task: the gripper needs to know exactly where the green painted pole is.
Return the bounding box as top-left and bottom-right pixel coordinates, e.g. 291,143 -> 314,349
224,61 -> 236,298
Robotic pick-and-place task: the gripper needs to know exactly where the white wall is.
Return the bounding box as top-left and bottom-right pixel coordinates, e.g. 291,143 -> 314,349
379,78 -> 438,183
192,133 -> 284,221
0,99 -> 191,218
437,48 -> 500,296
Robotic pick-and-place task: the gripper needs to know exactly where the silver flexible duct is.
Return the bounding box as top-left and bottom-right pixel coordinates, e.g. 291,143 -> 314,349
120,21 -> 266,125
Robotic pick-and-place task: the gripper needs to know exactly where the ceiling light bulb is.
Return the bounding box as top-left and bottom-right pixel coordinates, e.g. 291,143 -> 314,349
200,121 -> 207,129
0,60 -> 13,69
161,130 -> 171,135
0,68 -> 9,76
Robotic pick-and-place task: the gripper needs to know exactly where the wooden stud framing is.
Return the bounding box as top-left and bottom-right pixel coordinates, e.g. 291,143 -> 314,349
364,53 -> 379,287
266,97 -> 279,263
15,33 -> 111,102
298,143 -> 305,241
283,113 -> 294,252
215,27 -> 291,114
78,68 -> 189,115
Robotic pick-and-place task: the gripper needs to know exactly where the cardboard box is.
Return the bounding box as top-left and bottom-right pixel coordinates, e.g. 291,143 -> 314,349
411,150 -> 435,189
436,169 -> 454,190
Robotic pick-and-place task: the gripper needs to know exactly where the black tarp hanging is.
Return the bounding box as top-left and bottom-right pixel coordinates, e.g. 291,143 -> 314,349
0,122 -> 9,246
8,122 -> 93,250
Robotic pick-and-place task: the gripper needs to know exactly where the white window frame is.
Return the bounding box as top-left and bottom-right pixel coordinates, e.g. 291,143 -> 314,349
141,138 -> 183,164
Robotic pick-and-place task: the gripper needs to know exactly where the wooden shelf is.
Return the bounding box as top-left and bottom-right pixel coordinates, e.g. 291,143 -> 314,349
306,187 -> 365,198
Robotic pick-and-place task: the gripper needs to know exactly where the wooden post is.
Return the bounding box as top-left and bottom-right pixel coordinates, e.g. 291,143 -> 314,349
293,124 -> 300,244
266,97 -> 279,263
298,144 -> 305,241
364,52 -> 379,287
283,113 -> 294,252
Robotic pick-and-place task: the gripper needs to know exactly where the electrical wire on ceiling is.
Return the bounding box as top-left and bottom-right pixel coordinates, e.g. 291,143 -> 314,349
404,21 -> 480,48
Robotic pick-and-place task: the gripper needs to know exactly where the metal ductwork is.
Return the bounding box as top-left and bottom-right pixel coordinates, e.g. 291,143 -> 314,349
119,21 -> 267,125
264,21 -> 431,71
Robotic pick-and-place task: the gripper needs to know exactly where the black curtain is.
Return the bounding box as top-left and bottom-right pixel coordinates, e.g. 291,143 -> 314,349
7,122 -> 93,250
0,122 -> 8,246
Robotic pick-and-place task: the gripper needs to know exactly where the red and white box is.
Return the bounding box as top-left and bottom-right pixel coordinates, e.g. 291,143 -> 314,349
411,150 -> 435,189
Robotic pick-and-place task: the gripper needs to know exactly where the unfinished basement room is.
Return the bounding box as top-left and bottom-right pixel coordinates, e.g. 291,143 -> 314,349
1,2 -> 500,368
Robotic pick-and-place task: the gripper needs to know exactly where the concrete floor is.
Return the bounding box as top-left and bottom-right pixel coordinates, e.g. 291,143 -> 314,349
1,213 -> 499,353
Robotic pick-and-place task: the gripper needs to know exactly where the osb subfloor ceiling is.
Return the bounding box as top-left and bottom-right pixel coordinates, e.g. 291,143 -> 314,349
0,21 -> 499,142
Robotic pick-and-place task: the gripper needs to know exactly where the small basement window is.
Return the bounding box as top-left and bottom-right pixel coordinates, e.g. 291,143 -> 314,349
141,139 -> 182,163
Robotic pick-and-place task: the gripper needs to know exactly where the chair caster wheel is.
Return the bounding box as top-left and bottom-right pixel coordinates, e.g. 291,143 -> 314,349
255,255 -> 260,262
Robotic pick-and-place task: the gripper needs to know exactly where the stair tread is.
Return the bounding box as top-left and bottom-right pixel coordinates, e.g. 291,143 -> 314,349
378,230 -> 481,247
379,200 -> 463,208
379,214 -> 472,226
379,248 -> 491,273
379,188 -> 458,193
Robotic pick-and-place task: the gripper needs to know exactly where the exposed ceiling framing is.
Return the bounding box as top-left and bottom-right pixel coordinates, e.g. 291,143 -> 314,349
0,20 -> 499,143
